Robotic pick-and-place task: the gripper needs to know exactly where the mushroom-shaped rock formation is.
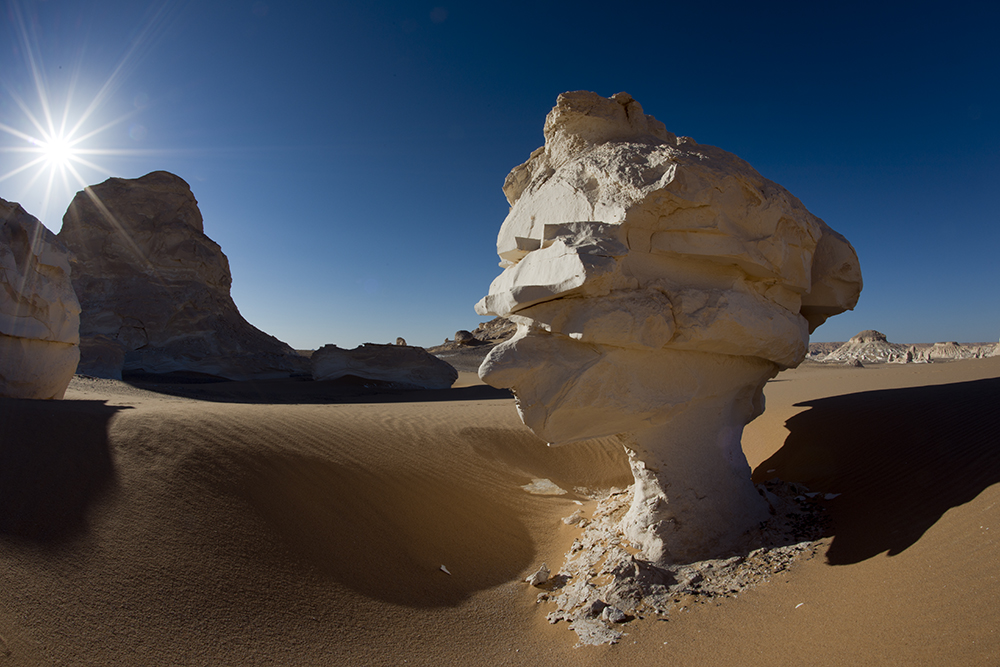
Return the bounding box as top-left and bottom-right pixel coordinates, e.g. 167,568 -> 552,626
477,91 -> 862,564
311,343 -> 458,389
0,199 -> 81,398
58,171 -> 307,380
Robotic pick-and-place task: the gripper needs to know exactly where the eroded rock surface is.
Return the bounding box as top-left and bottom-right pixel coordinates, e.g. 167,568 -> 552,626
477,91 -> 862,567
823,329 -> 910,363
0,199 -> 81,398
311,343 -> 457,389
58,171 -> 307,380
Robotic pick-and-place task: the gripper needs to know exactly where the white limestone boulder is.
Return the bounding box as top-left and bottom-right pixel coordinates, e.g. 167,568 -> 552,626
0,199 -> 81,399
58,171 -> 307,380
311,343 -> 458,389
476,91 -> 862,564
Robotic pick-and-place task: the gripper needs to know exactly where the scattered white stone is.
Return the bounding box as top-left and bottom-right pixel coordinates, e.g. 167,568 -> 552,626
439,565 -> 451,575
526,563 -> 550,586
824,493 -> 841,500
601,606 -> 628,623
521,478 -> 567,495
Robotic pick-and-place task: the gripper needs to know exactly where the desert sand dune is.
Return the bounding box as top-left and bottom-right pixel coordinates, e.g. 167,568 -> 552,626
0,358 -> 998,665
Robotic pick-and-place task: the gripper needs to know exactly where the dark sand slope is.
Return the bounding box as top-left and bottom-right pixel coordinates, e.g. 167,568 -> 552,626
1,358 -> 999,665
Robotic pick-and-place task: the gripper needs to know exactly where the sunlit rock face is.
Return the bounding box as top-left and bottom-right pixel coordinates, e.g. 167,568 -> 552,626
311,343 -> 458,389
477,91 -> 862,564
58,171 -> 307,380
0,199 -> 80,399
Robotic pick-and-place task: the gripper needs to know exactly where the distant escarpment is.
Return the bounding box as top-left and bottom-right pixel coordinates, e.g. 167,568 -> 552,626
58,171 -> 307,380
820,330 -> 996,364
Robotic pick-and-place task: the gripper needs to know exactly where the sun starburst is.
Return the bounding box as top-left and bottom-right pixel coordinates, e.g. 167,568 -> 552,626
0,0 -> 174,227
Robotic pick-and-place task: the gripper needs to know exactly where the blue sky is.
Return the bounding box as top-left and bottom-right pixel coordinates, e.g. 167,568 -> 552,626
2,0 -> 998,348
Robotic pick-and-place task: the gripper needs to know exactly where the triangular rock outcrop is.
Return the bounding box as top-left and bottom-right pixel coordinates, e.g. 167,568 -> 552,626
58,171 -> 307,380
0,198 -> 81,398
824,330 -> 910,363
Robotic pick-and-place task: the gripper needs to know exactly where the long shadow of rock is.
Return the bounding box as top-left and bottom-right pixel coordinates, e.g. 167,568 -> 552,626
0,398 -> 123,543
121,373 -> 513,405
754,377 -> 1000,565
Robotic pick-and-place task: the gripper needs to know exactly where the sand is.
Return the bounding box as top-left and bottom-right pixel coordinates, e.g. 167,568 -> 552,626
1,357 -> 998,665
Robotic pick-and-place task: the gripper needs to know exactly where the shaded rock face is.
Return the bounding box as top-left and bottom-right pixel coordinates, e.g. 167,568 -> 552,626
477,91 -> 862,564
0,199 -> 81,398
311,343 -> 458,389
58,171 -> 307,380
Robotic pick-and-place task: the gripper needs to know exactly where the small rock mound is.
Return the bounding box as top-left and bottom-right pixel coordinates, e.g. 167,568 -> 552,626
454,330 -> 476,346
311,343 -> 458,389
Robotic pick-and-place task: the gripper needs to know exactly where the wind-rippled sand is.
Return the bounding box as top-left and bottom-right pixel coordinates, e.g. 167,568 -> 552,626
1,359 -> 998,665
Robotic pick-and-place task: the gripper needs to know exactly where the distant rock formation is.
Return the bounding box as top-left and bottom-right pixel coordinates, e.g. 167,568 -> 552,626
311,343 -> 457,389
426,317 -> 518,372
0,199 -> 81,398
824,330 -> 995,364
824,330 -> 909,363
476,90 -> 862,569
926,341 -> 995,361
58,171 -> 307,380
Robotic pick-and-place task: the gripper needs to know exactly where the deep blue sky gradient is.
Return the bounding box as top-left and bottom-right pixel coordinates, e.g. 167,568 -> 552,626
2,0 -> 998,347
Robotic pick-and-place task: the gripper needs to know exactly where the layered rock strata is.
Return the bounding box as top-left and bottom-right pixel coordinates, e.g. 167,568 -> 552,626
0,199 -> 81,398
311,343 -> 458,389
823,329 -> 910,363
58,171 -> 307,380
477,91 -> 862,565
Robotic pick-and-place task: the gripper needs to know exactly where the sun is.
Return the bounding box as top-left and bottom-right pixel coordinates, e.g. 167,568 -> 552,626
38,134 -> 77,169
0,0 -> 174,226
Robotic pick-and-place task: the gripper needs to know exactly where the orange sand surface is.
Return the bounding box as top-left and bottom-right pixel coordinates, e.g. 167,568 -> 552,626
1,357 -> 998,665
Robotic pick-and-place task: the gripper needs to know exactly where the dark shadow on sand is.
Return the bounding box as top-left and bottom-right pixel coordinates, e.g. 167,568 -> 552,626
121,372 -> 513,405
0,397 -> 124,544
754,377 -> 1000,565
206,449 -> 534,608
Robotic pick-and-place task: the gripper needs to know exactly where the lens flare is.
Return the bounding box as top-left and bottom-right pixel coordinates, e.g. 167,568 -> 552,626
39,135 -> 76,168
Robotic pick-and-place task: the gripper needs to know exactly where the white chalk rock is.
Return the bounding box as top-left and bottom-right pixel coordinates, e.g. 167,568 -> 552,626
477,92 -> 862,564
58,171 -> 307,380
311,343 -> 458,389
526,563 -> 550,586
0,199 -> 81,399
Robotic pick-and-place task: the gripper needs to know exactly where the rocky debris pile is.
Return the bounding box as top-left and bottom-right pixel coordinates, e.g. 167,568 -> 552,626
531,482 -> 826,645
311,343 -> 458,389
806,341 -> 843,358
58,171 -> 308,380
476,91 -> 860,566
0,199 -> 81,398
